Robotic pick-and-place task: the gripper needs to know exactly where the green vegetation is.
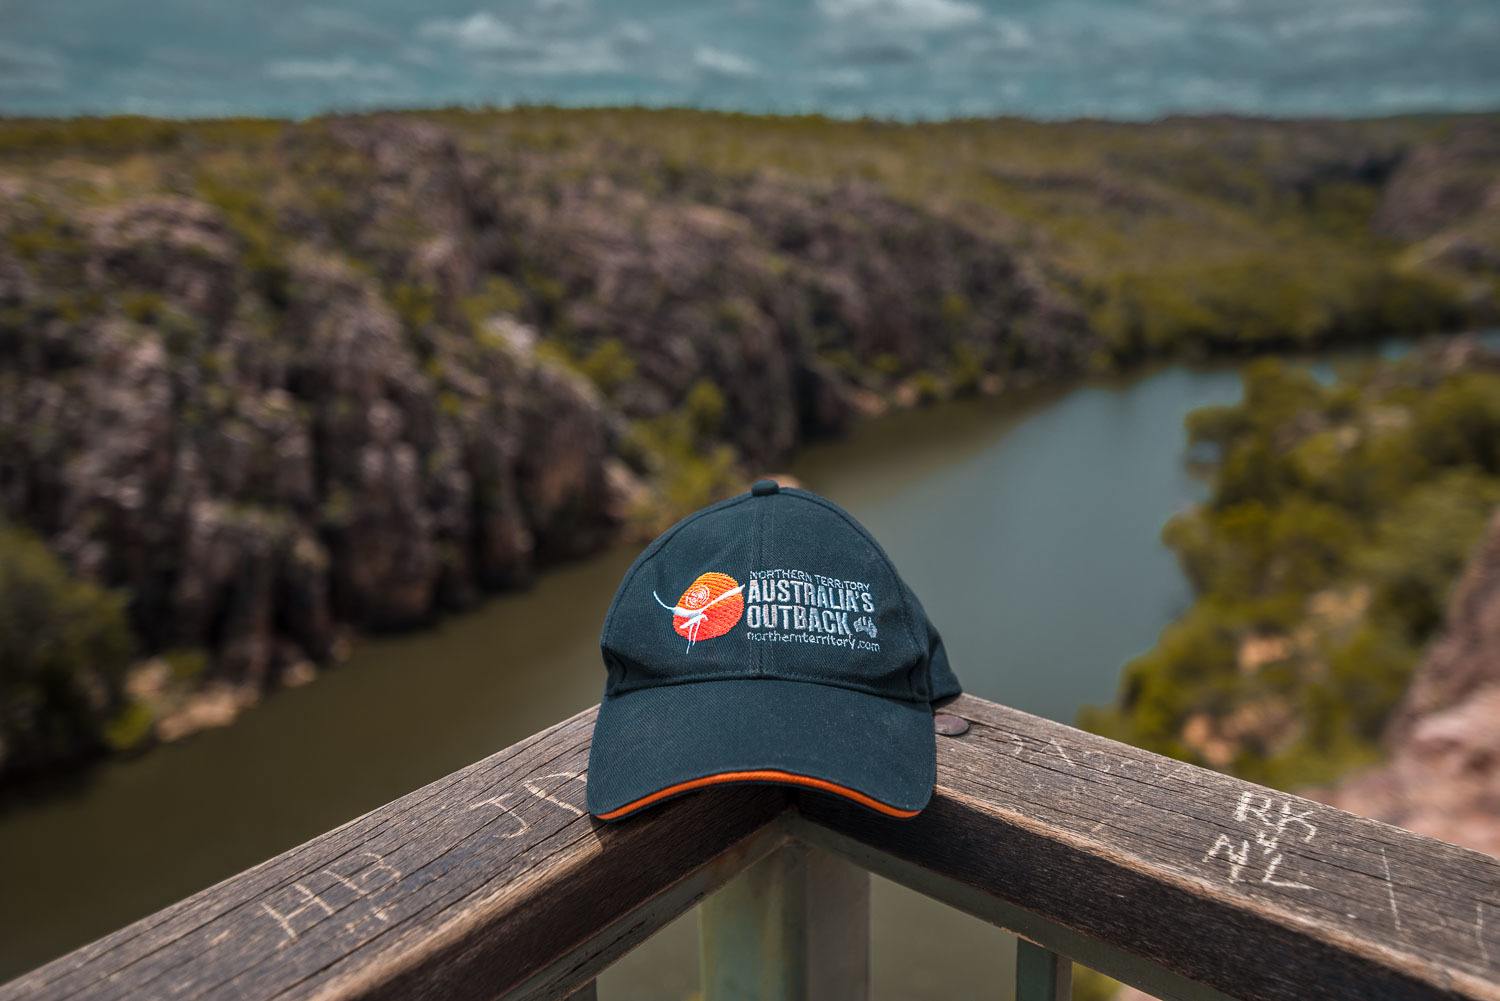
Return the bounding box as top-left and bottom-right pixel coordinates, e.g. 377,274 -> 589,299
1082,346 -> 1500,788
196,170 -> 292,308
0,523 -> 135,775
538,337 -> 639,400
1070,966 -> 1123,1001
1086,259 -> 1463,361
462,275 -> 526,325
424,108 -> 1491,360
624,379 -> 741,524
3,109 -> 1493,380
0,116 -> 282,158
1,107 -> 1497,777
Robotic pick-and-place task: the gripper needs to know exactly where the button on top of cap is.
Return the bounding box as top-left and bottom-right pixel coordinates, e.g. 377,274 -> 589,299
751,478 -> 780,496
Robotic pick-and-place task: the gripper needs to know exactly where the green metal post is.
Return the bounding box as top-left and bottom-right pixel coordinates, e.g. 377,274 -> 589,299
700,844 -> 870,1001
1015,938 -> 1072,1001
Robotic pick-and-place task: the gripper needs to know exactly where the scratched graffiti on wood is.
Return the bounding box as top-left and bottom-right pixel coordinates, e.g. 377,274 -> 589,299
1201,791 -> 1317,890
254,770 -> 595,944
260,852 -> 403,942
8,696 -> 1500,1001
802,695 -> 1500,1001
468,770 -> 586,839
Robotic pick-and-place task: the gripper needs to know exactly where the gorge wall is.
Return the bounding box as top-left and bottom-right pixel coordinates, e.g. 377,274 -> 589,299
2,110 -> 1499,775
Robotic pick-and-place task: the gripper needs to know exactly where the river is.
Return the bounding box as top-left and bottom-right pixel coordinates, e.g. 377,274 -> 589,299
0,350 -> 1404,993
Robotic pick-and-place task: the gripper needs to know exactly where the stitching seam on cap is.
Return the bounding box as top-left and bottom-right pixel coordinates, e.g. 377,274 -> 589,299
756,498 -> 769,676
903,584 -> 928,698
781,489 -> 925,675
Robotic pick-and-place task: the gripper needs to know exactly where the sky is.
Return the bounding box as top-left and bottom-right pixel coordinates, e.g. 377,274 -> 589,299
1,0 -> 1498,121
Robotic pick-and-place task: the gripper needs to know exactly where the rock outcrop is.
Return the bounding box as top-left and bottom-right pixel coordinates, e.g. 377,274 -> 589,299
0,115 -> 1086,772
1112,508 -> 1500,1000
1375,121 -> 1500,316
1317,511 -> 1500,858
0,176 -> 623,713
3,110 -> 1500,776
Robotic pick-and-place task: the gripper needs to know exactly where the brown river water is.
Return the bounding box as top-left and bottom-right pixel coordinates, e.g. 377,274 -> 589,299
0,349 -> 1409,995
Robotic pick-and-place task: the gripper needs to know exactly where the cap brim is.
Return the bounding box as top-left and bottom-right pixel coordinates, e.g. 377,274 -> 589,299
586,677 -> 935,821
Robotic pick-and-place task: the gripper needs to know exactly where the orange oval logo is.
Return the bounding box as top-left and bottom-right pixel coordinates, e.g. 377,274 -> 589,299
669,571 -> 743,645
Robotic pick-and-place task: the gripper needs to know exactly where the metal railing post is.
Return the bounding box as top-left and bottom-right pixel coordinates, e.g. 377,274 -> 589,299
1015,938 -> 1072,1001
700,843 -> 870,1001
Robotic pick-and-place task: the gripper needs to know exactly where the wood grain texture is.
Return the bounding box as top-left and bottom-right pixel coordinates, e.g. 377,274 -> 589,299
7,694 -> 1499,1001
0,707 -> 789,1001
798,694 -> 1500,1001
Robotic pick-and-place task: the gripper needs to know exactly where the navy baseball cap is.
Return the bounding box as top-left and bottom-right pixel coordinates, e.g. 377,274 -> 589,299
586,479 -> 960,821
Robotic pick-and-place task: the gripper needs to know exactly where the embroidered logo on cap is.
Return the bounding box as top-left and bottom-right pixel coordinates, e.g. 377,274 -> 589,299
653,572 -> 744,650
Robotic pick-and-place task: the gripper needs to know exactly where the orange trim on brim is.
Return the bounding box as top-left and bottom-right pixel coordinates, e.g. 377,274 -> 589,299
594,769 -> 921,820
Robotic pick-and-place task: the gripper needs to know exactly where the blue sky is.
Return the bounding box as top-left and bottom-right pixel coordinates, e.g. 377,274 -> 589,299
1,0 -> 1497,120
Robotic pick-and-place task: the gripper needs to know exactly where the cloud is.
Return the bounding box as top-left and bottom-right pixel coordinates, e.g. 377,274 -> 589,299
694,46 -> 759,78
416,9 -> 654,76
264,56 -> 397,83
821,38 -> 924,65
615,21 -> 654,49
4,0 -> 1497,121
951,17 -> 1036,58
984,18 -> 1036,50
0,42 -> 67,92
419,12 -> 524,52
398,45 -> 441,68
1272,1 -> 1421,39
1149,0 -> 1250,12
811,67 -> 869,91
512,38 -> 629,75
1366,81 -> 1485,111
291,7 -> 398,46
818,0 -> 983,32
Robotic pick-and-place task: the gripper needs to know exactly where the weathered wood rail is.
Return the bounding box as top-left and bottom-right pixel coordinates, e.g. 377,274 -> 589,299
5,694 -> 1499,1001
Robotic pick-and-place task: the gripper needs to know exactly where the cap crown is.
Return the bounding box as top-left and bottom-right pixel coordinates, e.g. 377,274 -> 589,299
600,486 -> 957,703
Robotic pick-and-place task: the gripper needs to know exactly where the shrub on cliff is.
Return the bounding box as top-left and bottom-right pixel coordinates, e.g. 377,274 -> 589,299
0,524 -> 134,777
1082,343 -> 1500,787
2,108 -> 1497,780
625,379 -> 740,525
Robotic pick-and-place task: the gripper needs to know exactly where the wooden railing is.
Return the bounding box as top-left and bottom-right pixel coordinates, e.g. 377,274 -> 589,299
5,694 -> 1500,1001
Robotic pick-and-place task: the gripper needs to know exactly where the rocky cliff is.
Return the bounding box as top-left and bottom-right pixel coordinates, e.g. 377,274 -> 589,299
1081,336 -> 1500,792
3,178 -> 622,682
3,110 -> 1499,776
1110,510 -> 1500,1001
1318,511 -> 1500,857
